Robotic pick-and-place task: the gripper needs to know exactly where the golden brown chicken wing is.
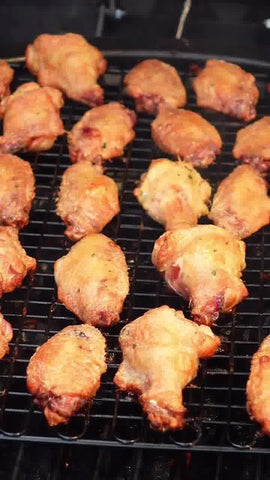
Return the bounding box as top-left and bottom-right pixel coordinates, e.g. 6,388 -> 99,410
134,158 -> 211,229
152,225 -> 248,325
210,165 -> 270,239
246,336 -> 270,435
26,33 -> 107,106
68,102 -> 136,166
151,105 -> 222,168
124,59 -> 186,115
27,324 -> 106,426
0,313 -> 13,360
0,154 -> 35,229
193,59 -> 259,122
233,117 -> 270,173
56,162 -> 120,241
0,82 -> 64,154
54,233 -> 129,327
0,60 -> 14,102
0,226 -> 36,297
114,305 -> 220,431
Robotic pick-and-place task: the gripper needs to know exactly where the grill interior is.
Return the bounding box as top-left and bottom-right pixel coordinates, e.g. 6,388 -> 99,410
0,55 -> 269,456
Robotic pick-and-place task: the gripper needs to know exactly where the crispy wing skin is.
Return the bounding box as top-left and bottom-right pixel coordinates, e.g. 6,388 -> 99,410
0,226 -> 36,297
26,33 -> 107,106
193,59 -> 259,121
210,165 -> 270,239
151,105 -> 222,168
152,225 -> 248,325
134,159 -> 211,229
27,324 -> 106,426
68,102 -> 136,166
124,59 -> 186,115
56,162 -> 120,241
233,117 -> 270,173
0,82 -> 64,154
114,305 -> 220,431
54,233 -> 129,327
0,60 -> 14,102
247,336 -> 270,435
0,313 -> 13,360
0,154 -> 35,229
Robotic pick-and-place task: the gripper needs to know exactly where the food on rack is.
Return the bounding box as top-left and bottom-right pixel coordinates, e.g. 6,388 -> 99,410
210,165 -> 270,239
68,102 -> 136,166
26,33 -> 107,106
27,324 -> 106,426
246,335 -> 270,435
193,59 -> 259,121
0,226 -> 36,297
233,117 -> 270,173
57,162 -> 120,241
114,305 -> 220,431
0,313 -> 13,360
54,233 -> 129,327
151,105 -> 222,168
134,158 -> 211,229
0,154 -> 35,229
0,60 -> 14,102
152,225 -> 248,325
124,59 -> 186,115
0,82 -> 64,154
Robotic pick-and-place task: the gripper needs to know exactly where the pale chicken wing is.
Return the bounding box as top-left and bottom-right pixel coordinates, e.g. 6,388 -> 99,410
210,165 -> 270,239
54,233 -> 129,327
0,60 -> 14,103
152,225 -> 248,325
26,33 -> 107,106
0,313 -> 13,360
233,117 -> 270,173
114,305 -> 220,431
56,162 -> 120,241
0,82 -> 64,154
27,324 -> 106,426
151,105 -> 222,168
134,159 -> 211,229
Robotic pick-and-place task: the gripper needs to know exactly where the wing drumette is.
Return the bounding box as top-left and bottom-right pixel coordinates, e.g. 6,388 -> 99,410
0,313 -> 13,360
0,60 -> 14,104
233,117 -> 270,173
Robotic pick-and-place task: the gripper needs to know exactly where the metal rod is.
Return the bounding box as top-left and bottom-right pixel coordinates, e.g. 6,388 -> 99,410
175,0 -> 192,39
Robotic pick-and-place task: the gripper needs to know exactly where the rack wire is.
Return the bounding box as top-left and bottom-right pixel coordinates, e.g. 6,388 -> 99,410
0,54 -> 269,456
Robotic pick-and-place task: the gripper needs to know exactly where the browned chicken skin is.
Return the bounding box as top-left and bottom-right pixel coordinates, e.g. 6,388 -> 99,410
0,227 -> 36,297
0,82 -> 64,154
0,313 -> 13,360
233,117 -> 270,173
152,225 -> 248,325
124,59 -> 186,115
0,154 -> 35,229
246,336 -> 270,435
0,60 -> 14,101
210,165 -> 270,239
114,305 -> 220,431
57,162 -> 120,241
26,33 -> 107,106
68,102 -> 136,166
193,59 -> 259,122
54,233 -> 129,327
134,159 -> 211,229
27,324 -> 106,426
151,105 -> 222,168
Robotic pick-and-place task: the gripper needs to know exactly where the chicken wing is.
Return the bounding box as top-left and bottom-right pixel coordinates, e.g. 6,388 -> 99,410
210,165 -> 270,239
0,226 -> 36,297
54,233 -> 129,327
0,82 -> 64,154
124,59 -> 186,115
0,154 -> 35,229
193,59 -> 259,122
134,158 -> 211,229
114,305 -> 220,431
26,33 -> 107,106
151,105 -> 222,168
0,60 -> 14,103
0,313 -> 13,360
233,117 -> 270,173
68,102 -> 136,166
152,225 -> 248,325
56,162 -> 120,241
27,324 -> 106,426
246,336 -> 270,435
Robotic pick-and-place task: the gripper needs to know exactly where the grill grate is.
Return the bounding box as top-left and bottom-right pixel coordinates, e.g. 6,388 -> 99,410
0,55 -> 269,454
